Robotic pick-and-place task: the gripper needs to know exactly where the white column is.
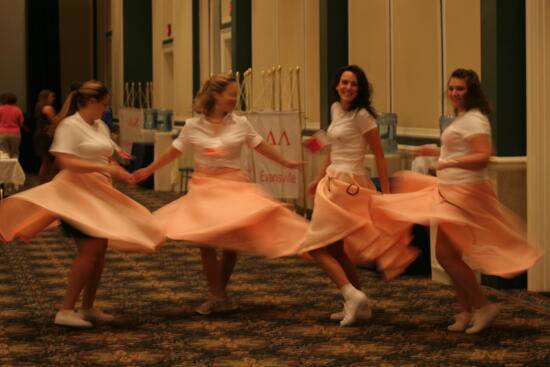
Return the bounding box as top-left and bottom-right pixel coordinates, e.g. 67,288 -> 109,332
526,0 -> 550,292
111,0 -> 124,115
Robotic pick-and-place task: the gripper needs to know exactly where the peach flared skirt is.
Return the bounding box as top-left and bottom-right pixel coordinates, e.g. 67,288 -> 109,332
153,168 -> 309,257
372,171 -> 543,278
0,170 -> 164,253
299,170 -> 419,279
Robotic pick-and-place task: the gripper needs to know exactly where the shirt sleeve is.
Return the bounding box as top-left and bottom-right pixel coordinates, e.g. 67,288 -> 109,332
354,108 -> 378,134
49,119 -> 79,155
172,121 -> 191,152
243,117 -> 263,148
461,112 -> 491,138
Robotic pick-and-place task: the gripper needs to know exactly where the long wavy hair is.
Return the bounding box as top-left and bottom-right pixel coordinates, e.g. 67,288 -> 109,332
449,68 -> 492,116
193,73 -> 236,115
331,65 -> 376,117
55,80 -> 109,124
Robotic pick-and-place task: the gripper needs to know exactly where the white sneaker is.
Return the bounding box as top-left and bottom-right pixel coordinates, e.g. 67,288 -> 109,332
55,309 -> 93,328
79,307 -> 114,322
330,303 -> 372,321
340,290 -> 369,327
447,311 -> 472,332
465,304 -> 499,334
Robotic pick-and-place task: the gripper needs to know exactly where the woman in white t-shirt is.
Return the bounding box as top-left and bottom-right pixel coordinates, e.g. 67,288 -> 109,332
133,73 -> 308,315
0,81 -> 164,328
299,65 -> 418,327
374,69 -> 542,334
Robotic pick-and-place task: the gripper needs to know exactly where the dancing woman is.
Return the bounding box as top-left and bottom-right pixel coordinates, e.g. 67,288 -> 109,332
133,73 -> 308,314
300,65 -> 418,327
374,69 -> 543,333
0,81 -> 164,327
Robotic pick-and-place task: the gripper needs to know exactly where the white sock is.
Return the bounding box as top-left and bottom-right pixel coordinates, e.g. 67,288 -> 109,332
340,284 -> 358,299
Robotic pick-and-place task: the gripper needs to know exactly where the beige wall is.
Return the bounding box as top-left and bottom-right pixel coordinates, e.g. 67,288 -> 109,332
349,0 -> 481,136
444,0 -> 481,115
0,0 -> 26,111
251,0 -> 320,126
526,0 -> 550,291
59,0 -> 94,100
152,0 -> 194,120
349,0 -> 390,113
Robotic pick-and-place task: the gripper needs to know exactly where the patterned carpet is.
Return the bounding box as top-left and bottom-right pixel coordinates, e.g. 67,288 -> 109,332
0,178 -> 549,366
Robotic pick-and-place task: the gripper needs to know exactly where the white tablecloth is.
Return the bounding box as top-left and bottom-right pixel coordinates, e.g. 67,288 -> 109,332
0,158 -> 26,186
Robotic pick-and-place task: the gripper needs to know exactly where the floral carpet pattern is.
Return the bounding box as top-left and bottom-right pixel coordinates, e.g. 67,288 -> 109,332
0,180 -> 549,366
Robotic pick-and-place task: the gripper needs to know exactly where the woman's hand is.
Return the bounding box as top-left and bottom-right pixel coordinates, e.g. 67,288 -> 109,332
413,145 -> 440,157
132,168 -> 153,184
107,164 -> 134,184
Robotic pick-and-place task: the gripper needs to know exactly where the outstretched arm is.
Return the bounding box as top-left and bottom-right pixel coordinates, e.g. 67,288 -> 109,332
133,146 -> 183,183
254,141 -> 303,169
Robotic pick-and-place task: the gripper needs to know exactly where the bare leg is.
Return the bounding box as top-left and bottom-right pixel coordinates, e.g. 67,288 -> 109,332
327,241 -> 361,289
81,239 -> 108,309
309,247 -> 350,288
220,250 -> 237,292
436,230 -> 490,311
61,238 -> 108,310
199,247 -> 224,298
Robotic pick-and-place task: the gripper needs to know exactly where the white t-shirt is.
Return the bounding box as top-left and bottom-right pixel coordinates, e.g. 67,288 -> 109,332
50,112 -> 115,165
438,109 -> 491,184
172,113 -> 263,170
327,102 -> 378,175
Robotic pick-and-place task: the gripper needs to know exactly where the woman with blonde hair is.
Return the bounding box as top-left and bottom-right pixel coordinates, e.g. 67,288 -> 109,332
0,80 -> 164,328
133,73 -> 308,314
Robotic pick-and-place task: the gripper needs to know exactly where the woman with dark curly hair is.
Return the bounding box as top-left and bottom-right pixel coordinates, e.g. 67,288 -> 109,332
373,69 -> 542,334
299,65 -> 418,327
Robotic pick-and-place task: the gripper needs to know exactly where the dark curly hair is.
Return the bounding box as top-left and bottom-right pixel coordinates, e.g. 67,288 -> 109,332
331,65 -> 376,117
449,68 -> 492,116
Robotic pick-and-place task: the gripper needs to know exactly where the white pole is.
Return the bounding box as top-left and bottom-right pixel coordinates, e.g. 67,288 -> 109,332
277,65 -> 282,111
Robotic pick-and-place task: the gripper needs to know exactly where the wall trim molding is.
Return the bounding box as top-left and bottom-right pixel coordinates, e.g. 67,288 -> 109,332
397,126 -> 440,139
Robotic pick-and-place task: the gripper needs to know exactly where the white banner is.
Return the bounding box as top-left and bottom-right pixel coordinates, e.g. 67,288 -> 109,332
242,111 -> 303,199
118,107 -> 144,154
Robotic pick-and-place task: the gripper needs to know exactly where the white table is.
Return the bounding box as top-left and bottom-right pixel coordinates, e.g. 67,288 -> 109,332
0,158 -> 25,186
0,158 -> 26,199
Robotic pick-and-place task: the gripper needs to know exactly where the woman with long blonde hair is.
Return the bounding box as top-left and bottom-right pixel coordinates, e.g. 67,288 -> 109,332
133,73 -> 308,314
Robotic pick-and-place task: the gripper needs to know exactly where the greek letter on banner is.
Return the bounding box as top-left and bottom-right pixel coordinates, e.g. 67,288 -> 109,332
242,111 -> 302,199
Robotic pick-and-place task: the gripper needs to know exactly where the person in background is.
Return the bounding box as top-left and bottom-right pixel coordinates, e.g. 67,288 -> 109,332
373,68 -> 543,334
0,80 -> 164,328
0,92 -> 25,158
133,73 -> 309,315
299,65 -> 417,327
34,89 -> 57,182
